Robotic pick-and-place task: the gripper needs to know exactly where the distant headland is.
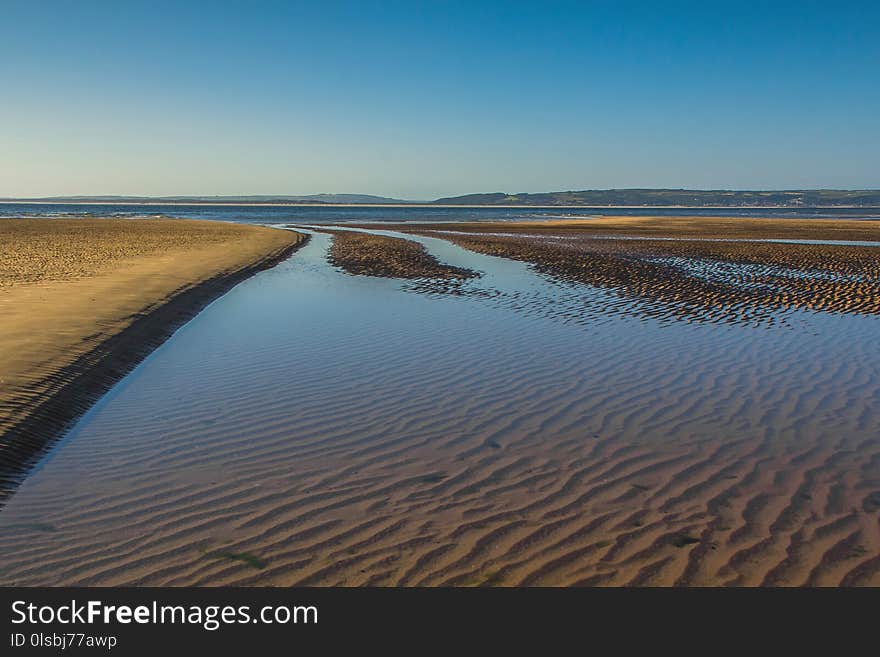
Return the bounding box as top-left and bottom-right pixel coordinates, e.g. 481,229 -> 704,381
3,189 -> 880,207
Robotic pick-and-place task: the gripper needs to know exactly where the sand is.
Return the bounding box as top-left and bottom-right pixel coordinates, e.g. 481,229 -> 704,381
356,215 -> 880,241
321,229 -> 477,279
0,221 -> 877,587
1,227 -> 876,587
339,217 -> 879,324
405,232 -> 880,323
0,218 -> 306,498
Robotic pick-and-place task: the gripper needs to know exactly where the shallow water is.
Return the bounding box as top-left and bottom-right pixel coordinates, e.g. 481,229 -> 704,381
0,230 -> 878,586
427,230 -> 880,248
2,202 -> 880,223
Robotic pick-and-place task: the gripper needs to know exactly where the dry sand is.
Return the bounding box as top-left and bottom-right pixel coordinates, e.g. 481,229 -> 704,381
0,218 -> 306,498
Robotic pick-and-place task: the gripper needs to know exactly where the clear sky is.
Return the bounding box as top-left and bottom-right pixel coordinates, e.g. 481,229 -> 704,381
1,0 -> 878,199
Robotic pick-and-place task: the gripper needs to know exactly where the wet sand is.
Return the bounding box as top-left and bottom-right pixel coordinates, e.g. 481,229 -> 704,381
355,216 -> 880,241
0,224 -> 878,587
341,217 -> 878,324
321,229 -> 476,279
401,232 -> 880,323
0,218 -> 306,498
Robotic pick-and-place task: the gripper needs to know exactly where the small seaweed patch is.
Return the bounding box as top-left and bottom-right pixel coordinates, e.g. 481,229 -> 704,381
210,551 -> 267,569
485,439 -> 502,449
420,473 -> 447,484
630,483 -> 650,491
670,534 -> 701,548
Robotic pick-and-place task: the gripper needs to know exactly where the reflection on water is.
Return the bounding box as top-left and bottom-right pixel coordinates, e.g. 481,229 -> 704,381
0,231 -> 878,586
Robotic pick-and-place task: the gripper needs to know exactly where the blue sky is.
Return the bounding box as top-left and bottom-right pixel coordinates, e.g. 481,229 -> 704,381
1,1 -> 878,199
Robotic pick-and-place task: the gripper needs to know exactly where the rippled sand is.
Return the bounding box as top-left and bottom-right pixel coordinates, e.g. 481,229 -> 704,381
372,215 -> 880,241
322,229 -> 476,279
0,227 -> 877,586
0,218 -> 305,499
408,232 -> 880,324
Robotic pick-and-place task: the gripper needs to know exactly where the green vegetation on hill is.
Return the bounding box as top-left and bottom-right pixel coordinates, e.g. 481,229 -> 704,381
431,189 -> 880,207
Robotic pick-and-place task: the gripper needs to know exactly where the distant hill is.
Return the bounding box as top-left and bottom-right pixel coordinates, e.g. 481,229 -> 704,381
2,194 -> 414,205
431,189 -> 880,207
4,189 -> 880,207
288,194 -> 415,204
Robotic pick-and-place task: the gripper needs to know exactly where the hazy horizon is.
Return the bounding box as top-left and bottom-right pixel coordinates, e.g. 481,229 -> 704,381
4,187 -> 880,204
2,1 -> 878,198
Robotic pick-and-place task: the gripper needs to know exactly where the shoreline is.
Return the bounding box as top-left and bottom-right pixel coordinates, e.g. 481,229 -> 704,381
354,216 -> 880,241
2,200 -> 880,210
0,219 -> 308,503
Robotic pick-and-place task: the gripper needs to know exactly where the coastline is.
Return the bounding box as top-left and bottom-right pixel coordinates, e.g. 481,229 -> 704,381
0,218 -> 308,503
355,215 -> 880,241
2,200 -> 880,209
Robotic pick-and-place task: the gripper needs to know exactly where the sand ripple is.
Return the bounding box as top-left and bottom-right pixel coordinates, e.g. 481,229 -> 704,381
0,231 -> 877,586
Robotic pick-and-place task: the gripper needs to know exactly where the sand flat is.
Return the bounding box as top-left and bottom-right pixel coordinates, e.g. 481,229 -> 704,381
0,224 -> 877,587
400,231 -> 880,322
356,216 -> 880,241
0,218 -> 305,495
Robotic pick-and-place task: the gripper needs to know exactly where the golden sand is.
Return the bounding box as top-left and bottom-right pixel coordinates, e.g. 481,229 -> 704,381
0,218 -> 305,495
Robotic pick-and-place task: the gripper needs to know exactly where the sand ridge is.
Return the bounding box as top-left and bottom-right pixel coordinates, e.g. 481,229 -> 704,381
343,217 -> 880,324
320,229 -> 477,280
0,218 -> 307,501
402,232 -> 880,323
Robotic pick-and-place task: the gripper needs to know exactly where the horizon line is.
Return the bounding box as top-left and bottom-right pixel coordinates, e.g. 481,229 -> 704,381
3,187 -> 880,202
